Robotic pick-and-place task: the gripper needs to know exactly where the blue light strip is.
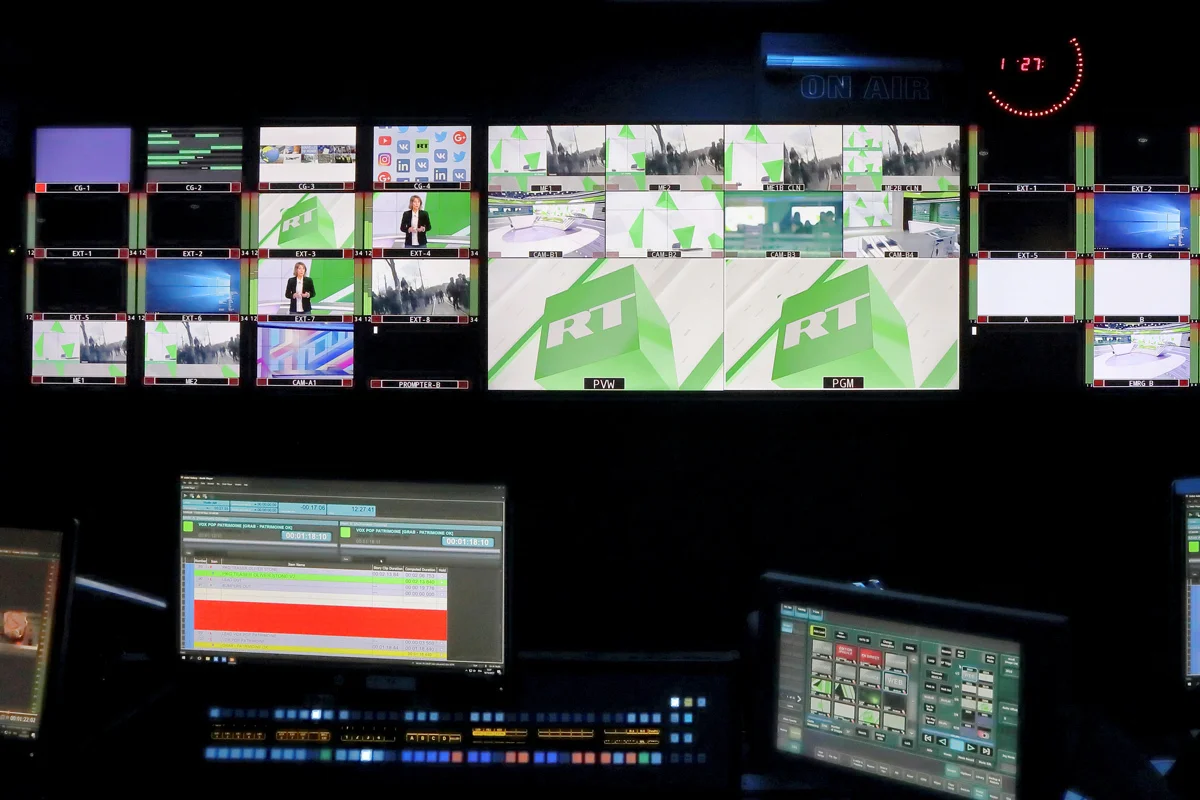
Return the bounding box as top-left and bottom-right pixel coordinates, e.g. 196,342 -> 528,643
75,576 -> 168,609
764,54 -> 950,72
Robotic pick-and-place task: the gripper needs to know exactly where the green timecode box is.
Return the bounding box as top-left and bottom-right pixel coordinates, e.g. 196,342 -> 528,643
1189,541 -> 1199,553
182,520 -> 193,532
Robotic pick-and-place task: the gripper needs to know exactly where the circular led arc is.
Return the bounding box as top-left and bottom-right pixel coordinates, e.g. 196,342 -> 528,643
988,37 -> 1084,118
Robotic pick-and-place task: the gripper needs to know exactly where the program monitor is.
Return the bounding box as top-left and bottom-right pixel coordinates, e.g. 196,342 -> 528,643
179,476 -> 506,674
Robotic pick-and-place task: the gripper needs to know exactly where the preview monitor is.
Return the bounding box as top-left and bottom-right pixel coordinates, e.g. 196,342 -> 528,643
258,126 -> 357,187
373,125 -> 471,186
0,526 -> 70,745
1178,479 -> 1200,690
178,475 -> 506,675
146,127 -> 244,186
758,573 -> 1067,800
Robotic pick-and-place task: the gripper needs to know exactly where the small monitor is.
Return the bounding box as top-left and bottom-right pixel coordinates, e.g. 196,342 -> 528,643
178,475 -> 506,675
757,573 -> 1066,799
0,525 -> 73,746
1177,479 -> 1200,691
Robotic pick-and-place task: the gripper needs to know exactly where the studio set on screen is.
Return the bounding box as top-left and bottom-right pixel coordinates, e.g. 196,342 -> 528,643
1,8 -> 1198,799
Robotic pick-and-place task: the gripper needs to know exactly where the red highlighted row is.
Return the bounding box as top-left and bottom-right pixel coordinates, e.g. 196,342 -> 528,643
193,601 -> 447,641
835,644 -> 882,667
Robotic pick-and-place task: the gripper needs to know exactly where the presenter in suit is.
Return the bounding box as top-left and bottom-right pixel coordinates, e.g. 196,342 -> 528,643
401,194 -> 431,247
285,261 -> 315,314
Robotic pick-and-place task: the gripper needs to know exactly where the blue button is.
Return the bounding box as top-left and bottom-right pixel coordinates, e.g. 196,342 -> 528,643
335,750 -> 347,762
670,753 -> 680,764
684,733 -> 694,743
470,712 -> 480,721
286,709 -> 297,720
402,750 -> 413,762
698,697 -> 707,708
548,713 -> 558,722
520,713 -> 530,722
234,709 -> 245,719
483,712 -> 492,722
364,711 -> 375,721
670,733 -> 679,743
296,749 -> 308,761
209,707 -> 220,719
481,751 -> 492,763
217,748 -> 229,760
536,713 -> 545,723
670,713 -> 679,724
350,711 -> 362,721
468,751 -> 479,763
684,753 -> 693,763
950,739 -> 966,752
534,751 -> 545,764
384,751 -> 396,762
651,752 -> 662,765
684,713 -> 693,724
496,712 -> 505,722
373,751 -> 385,763
602,713 -> 612,723
439,751 -> 451,763
699,753 -> 707,764
550,752 -> 561,764
311,710 -> 322,721
586,713 -> 595,723
204,747 -> 216,760
255,748 -> 266,761
274,709 -> 284,720
405,711 -> 414,722
652,713 -> 662,723
414,751 -> 426,763
430,712 -> 439,722
283,749 -> 295,761
338,710 -> 349,721
417,711 -> 427,722
627,713 -> 637,724
270,748 -> 282,760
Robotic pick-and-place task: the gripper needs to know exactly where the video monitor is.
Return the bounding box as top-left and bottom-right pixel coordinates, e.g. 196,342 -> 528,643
144,258 -> 241,314
31,319 -> 128,383
1092,259 -> 1192,320
360,327 -> 479,390
146,127 -> 244,186
1094,126 -> 1190,186
605,124 -> 726,191
975,124 -> 1077,185
35,127 -> 131,185
145,320 -> 241,385
369,258 -> 476,319
977,195 -> 1075,253
373,125 -> 471,186
1093,192 -> 1190,252
1178,480 -> 1200,690
258,126 -> 357,187
256,193 -> 357,257
32,193 -> 129,249
974,258 -> 1078,322
1089,322 -> 1191,387
178,475 -> 506,674
255,321 -> 353,387
607,190 -> 725,257
724,124 -> 841,191
843,191 -> 960,258
724,258 -> 958,390
725,192 -> 843,257
0,527 -> 66,743
145,193 -> 242,249
487,188 -> 606,258
367,191 -> 473,252
486,257 -> 724,391
842,125 -> 961,192
254,257 -> 355,318
763,573 -> 1067,800
32,259 -> 127,314
487,125 -> 605,192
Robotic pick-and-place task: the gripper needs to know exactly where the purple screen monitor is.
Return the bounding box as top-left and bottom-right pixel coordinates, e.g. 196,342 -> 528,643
35,127 -> 132,184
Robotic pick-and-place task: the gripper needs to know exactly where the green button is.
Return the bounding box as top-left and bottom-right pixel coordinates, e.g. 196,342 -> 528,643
319,748 -> 332,761
945,764 -> 961,779
638,752 -> 649,764
340,527 -> 351,538
1189,541 -> 1198,553
183,520 -> 194,532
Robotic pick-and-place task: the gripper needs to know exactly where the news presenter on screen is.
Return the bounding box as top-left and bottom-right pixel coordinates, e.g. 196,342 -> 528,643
401,194 -> 431,247
285,261 -> 315,314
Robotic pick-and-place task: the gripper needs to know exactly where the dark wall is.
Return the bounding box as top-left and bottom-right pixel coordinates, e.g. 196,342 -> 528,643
0,7 -> 1193,736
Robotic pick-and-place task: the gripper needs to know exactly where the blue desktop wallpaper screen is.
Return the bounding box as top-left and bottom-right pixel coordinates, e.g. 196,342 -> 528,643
144,259 -> 241,313
1093,193 -> 1191,251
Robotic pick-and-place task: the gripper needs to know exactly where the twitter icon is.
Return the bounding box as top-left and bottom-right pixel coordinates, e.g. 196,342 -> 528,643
397,126 -> 409,133
417,126 -> 427,132
434,131 -> 448,143
452,151 -> 466,162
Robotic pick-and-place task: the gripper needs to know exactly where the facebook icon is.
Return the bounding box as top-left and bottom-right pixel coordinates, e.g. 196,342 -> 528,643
415,158 -> 429,172
397,141 -> 411,153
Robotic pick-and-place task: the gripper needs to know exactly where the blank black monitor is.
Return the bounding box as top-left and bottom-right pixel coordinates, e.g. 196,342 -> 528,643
977,125 -> 1077,185
178,475 -> 506,676
978,194 -> 1075,252
33,260 -> 127,313
0,524 -> 74,751
1095,126 -> 1190,185
757,573 -> 1067,800
33,193 -> 129,249
146,194 -> 241,248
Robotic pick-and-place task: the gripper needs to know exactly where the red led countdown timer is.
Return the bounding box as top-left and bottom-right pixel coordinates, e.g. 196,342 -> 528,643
988,37 -> 1084,118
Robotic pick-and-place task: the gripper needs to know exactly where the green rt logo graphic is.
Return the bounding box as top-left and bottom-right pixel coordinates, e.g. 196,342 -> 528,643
535,265 -> 678,390
277,195 -> 336,249
772,265 -> 915,389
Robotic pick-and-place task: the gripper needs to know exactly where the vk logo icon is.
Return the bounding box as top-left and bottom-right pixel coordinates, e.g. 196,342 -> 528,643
397,126 -> 409,133
453,151 -> 466,162
434,168 -> 448,182
397,140 -> 411,153
452,169 -> 467,182
397,159 -> 410,173
434,149 -> 448,163
415,158 -> 429,171
434,131 -> 448,142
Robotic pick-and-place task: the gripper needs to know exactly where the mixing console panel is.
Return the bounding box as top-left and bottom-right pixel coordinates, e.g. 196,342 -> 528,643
194,668 -> 734,791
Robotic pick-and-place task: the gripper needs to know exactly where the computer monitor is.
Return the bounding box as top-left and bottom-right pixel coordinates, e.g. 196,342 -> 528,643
1176,479 -> 1200,693
178,475 -> 506,676
0,523 -> 75,752
756,573 -> 1067,800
